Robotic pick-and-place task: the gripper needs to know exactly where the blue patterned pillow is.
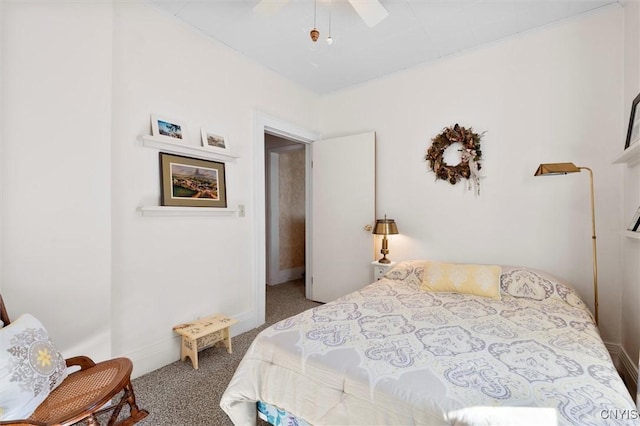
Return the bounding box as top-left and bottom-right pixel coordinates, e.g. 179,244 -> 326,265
0,314 -> 68,421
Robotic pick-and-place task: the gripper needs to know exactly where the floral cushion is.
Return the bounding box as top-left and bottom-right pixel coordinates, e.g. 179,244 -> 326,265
0,314 -> 68,421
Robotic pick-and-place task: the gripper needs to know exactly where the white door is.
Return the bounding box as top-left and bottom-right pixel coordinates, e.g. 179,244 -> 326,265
311,132 -> 376,303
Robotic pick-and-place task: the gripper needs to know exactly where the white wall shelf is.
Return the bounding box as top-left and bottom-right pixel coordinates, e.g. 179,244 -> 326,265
624,230 -> 640,240
141,135 -> 239,162
612,142 -> 640,166
138,206 -> 237,217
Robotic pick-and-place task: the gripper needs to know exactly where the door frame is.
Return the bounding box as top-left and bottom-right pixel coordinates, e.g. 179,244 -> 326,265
252,111 -> 320,327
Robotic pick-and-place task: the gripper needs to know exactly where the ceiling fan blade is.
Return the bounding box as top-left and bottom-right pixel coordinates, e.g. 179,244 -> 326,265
347,0 -> 388,27
253,0 -> 290,16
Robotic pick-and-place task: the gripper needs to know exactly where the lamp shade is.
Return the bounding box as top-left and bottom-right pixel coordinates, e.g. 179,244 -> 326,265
534,162 -> 580,176
373,218 -> 398,235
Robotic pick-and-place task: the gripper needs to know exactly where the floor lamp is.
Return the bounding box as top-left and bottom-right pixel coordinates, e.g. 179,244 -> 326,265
534,162 -> 599,325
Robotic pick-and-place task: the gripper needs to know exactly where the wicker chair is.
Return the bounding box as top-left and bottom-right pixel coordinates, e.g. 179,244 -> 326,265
0,295 -> 149,426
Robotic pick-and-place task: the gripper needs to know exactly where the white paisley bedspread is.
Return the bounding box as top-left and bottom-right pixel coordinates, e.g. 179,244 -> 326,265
220,262 -> 637,425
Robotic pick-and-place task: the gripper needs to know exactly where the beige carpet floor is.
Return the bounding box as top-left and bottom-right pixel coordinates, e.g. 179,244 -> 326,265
130,280 -> 321,426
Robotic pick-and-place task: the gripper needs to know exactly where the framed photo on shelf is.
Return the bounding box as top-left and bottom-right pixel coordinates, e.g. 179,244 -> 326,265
151,114 -> 188,143
201,128 -> 230,154
159,153 -> 227,208
624,93 -> 640,149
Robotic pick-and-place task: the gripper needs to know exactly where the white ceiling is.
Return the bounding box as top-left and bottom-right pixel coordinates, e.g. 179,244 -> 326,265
147,0 -> 619,94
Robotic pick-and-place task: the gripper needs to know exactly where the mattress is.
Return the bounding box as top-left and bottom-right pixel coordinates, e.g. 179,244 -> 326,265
221,261 -> 637,425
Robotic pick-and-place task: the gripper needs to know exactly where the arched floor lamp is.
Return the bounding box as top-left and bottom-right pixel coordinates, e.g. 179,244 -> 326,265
534,162 -> 599,325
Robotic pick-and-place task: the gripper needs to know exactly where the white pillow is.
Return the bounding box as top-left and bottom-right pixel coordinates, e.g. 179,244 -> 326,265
0,314 -> 68,421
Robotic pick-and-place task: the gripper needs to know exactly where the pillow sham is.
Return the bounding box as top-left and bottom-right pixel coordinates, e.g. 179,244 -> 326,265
0,314 -> 68,421
420,261 -> 502,300
383,260 -> 425,288
500,266 -> 588,310
499,266 -> 555,301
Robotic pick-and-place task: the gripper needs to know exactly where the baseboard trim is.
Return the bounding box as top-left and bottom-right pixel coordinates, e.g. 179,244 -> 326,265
606,342 -> 638,400
268,267 -> 305,285
123,309 -> 254,379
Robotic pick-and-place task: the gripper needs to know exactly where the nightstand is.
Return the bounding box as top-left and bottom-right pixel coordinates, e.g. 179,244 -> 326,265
371,261 -> 396,281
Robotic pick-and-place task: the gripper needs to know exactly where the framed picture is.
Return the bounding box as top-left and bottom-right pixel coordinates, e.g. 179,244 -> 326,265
151,114 -> 187,143
624,93 -> 640,149
159,153 -> 227,208
201,128 -> 230,154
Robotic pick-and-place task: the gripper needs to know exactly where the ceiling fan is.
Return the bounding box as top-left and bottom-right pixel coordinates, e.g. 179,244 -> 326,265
253,0 -> 389,29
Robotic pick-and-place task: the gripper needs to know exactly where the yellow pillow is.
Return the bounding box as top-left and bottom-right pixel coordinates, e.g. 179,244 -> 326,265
420,261 -> 502,300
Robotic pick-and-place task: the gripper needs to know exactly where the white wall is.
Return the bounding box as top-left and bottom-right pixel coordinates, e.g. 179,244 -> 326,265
319,5 -> 625,342
1,1 -> 318,377
621,0 -> 640,367
1,1 -> 113,360
109,3 -> 318,375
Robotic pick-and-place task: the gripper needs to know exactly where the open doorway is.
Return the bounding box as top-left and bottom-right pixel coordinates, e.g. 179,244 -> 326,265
265,134 -> 306,287
252,113 -> 375,327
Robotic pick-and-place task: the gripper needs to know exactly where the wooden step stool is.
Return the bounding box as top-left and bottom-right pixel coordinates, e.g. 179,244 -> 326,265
173,314 -> 238,369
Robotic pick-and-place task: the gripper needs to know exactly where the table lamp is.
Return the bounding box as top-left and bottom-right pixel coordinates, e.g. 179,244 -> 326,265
373,215 -> 399,264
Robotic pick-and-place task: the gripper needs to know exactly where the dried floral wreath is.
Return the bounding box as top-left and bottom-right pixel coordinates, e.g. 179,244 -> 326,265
425,123 -> 484,195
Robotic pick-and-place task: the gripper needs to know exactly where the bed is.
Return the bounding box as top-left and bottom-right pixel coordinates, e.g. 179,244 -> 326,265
220,261 -> 637,425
